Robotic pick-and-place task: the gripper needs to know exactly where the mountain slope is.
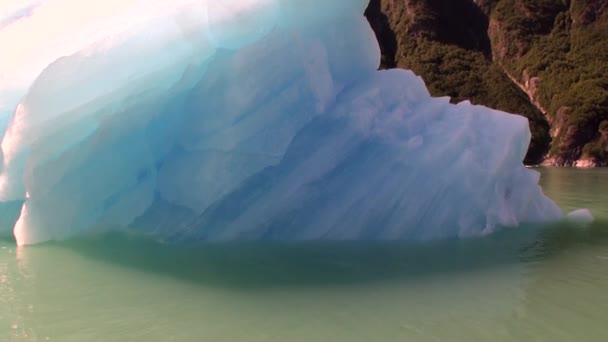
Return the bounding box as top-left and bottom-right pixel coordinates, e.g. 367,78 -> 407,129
366,0 -> 608,166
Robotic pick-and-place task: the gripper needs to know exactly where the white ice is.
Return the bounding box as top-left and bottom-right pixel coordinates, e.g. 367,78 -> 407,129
0,0 -> 565,245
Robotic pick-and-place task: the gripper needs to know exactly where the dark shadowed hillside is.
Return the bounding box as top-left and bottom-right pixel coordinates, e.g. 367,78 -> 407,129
366,0 -> 608,166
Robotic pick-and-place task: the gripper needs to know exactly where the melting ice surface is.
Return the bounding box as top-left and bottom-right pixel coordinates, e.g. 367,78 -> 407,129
0,0 -> 566,246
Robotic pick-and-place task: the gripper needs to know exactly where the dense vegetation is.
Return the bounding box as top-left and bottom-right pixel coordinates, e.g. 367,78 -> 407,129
366,0 -> 608,166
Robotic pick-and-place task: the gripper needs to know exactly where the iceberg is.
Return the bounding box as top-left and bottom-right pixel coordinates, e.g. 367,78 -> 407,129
0,0 -> 563,246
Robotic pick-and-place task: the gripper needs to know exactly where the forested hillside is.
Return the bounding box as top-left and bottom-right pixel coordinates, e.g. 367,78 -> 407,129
366,0 -> 608,166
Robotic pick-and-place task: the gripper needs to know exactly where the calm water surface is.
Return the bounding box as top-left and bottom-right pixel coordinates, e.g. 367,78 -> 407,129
1,167 -> 608,342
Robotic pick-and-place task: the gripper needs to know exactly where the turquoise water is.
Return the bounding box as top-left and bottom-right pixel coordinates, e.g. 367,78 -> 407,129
1,167 -> 608,342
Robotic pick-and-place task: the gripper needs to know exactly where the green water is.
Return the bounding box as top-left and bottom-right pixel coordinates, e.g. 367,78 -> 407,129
1,167 -> 608,342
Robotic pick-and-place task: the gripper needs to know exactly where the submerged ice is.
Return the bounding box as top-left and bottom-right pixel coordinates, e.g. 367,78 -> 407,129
0,0 -> 564,245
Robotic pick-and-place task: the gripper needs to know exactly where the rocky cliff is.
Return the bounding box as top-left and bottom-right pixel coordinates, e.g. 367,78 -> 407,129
366,0 -> 608,166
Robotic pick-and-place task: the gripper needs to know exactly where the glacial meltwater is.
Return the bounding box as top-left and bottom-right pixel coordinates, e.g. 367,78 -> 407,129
1,167 -> 608,342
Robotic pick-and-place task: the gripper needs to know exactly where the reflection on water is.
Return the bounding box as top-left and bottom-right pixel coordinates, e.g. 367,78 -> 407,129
538,167 -> 608,219
0,241 -> 38,341
2,221 -> 608,342
0,167 -> 606,341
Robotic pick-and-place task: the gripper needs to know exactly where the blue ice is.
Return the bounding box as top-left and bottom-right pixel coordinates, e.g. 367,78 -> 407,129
0,0 -> 564,245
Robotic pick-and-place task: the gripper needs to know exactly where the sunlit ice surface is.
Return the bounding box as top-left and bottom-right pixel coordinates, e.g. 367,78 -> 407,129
0,0 -> 579,245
